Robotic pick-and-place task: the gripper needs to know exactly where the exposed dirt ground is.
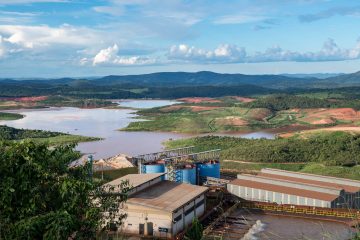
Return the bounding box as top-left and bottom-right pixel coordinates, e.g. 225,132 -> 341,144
231,96 -> 256,103
295,108 -> 360,125
190,106 -> 222,112
159,105 -> 221,112
279,126 -> 360,138
215,116 -> 248,126
177,97 -> 222,103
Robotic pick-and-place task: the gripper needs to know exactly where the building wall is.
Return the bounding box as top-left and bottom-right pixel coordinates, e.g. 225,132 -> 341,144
227,184 -> 332,208
120,194 -> 206,239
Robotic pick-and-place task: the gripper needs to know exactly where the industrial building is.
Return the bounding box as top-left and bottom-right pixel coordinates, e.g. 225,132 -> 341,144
135,149 -> 221,185
105,173 -> 208,239
227,168 -> 360,209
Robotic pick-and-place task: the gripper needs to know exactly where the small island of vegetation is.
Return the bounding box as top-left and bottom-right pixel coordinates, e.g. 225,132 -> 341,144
0,125 -> 100,145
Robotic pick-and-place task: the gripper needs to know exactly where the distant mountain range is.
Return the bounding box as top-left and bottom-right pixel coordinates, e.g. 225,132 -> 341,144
1,70 -> 360,90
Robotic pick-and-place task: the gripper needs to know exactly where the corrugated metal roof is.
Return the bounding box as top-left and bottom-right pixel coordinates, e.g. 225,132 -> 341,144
104,173 -> 165,190
127,180 -> 208,212
262,168 -> 360,186
258,173 -> 359,193
230,179 -> 339,202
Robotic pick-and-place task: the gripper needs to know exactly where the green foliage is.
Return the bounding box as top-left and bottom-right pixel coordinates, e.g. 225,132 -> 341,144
0,141 -> 129,239
246,94 -> 360,111
166,133 -> 360,166
93,167 -> 138,182
184,218 -> 203,240
41,96 -> 116,108
0,125 -> 64,140
0,125 -> 99,144
245,95 -> 333,111
0,112 -> 24,120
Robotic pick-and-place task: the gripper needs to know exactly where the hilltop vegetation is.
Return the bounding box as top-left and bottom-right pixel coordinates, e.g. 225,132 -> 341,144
165,132 -> 360,180
1,71 -> 360,101
123,95 -> 360,134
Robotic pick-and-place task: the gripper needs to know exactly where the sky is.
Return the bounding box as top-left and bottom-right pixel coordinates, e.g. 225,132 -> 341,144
0,0 -> 360,78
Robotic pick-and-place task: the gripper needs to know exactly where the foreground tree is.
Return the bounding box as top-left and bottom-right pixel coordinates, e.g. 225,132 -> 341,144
185,217 -> 203,240
0,141 -> 129,240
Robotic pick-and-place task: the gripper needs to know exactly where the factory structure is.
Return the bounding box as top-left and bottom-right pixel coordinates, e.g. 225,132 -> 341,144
103,147 -> 221,239
105,173 -> 208,239
102,146 -> 360,239
228,168 -> 360,209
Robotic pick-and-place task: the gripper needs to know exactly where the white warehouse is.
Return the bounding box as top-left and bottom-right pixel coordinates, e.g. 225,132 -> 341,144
104,173 -> 208,239
227,168 -> 360,209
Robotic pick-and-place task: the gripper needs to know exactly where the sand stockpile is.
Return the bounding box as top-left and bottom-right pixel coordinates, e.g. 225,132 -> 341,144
93,154 -> 134,171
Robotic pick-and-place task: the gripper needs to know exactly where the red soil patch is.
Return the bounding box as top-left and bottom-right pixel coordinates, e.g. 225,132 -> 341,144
177,97 -> 221,103
231,96 -> 255,103
279,126 -> 360,138
216,116 -> 248,126
190,106 -> 221,112
160,105 -> 185,112
247,108 -> 272,121
298,108 -> 360,124
2,96 -> 48,102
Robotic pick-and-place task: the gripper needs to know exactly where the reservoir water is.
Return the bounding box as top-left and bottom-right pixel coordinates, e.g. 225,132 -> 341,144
1,100 -> 275,159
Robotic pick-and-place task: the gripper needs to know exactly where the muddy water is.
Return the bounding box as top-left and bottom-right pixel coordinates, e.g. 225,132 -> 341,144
239,212 -> 354,240
1,100 -> 276,159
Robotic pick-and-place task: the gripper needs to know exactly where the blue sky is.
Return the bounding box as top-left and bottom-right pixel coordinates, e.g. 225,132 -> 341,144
0,0 -> 360,77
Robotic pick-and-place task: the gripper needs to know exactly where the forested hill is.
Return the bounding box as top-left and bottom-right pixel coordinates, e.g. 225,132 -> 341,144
2,70 -> 360,89
1,71 -> 360,99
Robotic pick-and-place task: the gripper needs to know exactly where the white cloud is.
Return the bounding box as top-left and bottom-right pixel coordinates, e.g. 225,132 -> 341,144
0,24 -> 101,49
0,36 -> 5,57
168,44 -> 246,63
168,39 -> 360,64
214,14 -> 266,25
92,44 -> 157,66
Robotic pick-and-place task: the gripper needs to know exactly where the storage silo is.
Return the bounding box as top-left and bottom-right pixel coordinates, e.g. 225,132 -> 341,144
143,160 -> 165,174
197,160 -> 220,181
178,164 -> 196,185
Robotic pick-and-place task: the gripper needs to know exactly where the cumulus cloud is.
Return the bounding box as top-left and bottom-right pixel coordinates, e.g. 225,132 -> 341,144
168,44 -> 246,63
168,39 -> 360,64
92,44 -> 157,66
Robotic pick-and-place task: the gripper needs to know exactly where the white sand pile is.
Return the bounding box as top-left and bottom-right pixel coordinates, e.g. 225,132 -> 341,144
93,154 -> 134,170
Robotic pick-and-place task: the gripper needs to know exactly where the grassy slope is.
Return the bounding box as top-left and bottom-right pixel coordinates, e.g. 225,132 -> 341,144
165,134 -> 360,180
0,112 -> 24,120
122,96 -> 352,134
